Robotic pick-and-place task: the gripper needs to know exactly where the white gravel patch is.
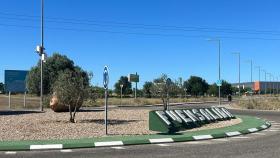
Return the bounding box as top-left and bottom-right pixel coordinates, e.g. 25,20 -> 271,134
0,109 -> 241,141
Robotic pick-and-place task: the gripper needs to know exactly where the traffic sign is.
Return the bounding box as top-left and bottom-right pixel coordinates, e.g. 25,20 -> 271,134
103,66 -> 109,89
216,80 -> 222,87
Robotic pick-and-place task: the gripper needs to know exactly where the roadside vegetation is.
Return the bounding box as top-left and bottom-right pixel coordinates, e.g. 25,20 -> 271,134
1,53 -> 237,122
234,96 -> 280,111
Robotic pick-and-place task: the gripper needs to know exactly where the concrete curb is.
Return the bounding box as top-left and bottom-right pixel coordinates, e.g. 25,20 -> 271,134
0,119 -> 271,151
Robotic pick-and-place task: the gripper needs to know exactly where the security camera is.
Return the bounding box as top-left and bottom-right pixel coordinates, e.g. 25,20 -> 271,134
42,53 -> 47,62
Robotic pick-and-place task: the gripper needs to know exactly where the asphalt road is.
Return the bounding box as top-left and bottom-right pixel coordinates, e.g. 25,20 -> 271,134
1,105 -> 280,158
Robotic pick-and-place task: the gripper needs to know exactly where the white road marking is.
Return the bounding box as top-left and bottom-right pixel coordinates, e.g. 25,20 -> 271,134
269,128 -> 280,130
156,144 -> 171,147
267,130 -> 280,132
30,144 -> 63,150
213,138 -> 229,142
60,149 -> 73,153
149,138 -> 174,143
111,147 -> 126,150
271,123 -> 280,125
183,140 -> 213,145
248,128 -> 258,133
231,136 -> 250,139
226,131 -> 241,136
94,141 -> 123,147
251,133 -> 266,136
193,135 -> 213,140
5,151 -> 16,155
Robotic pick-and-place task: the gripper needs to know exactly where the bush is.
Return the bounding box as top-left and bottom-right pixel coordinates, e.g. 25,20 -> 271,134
52,69 -> 89,123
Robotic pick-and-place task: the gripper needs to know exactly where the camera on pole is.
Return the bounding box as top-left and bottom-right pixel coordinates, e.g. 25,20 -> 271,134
35,45 -> 47,62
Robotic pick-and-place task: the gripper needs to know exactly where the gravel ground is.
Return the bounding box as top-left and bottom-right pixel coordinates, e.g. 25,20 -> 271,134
0,109 -> 241,141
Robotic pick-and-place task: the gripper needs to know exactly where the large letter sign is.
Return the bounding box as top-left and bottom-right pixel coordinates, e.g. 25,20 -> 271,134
149,107 -> 235,133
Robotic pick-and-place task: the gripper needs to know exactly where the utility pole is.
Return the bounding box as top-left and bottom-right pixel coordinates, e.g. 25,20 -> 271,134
276,77 -> 279,95
41,0 -> 44,111
262,70 -> 267,95
208,38 -> 221,106
255,66 -> 261,95
246,60 -> 253,92
120,84 -> 123,106
35,0 -> 45,111
272,75 -> 275,95
268,73 -> 272,95
232,52 -> 241,97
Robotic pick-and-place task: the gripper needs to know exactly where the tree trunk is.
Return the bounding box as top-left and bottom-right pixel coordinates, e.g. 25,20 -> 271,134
69,104 -> 75,123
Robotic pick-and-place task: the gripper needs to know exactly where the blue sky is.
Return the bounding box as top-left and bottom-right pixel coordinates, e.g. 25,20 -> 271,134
0,0 -> 280,89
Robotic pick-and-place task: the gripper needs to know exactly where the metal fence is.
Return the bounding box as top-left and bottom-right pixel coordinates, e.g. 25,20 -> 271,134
0,93 -> 40,110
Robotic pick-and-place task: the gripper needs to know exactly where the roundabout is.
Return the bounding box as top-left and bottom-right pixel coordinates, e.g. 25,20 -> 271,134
0,106 -> 271,151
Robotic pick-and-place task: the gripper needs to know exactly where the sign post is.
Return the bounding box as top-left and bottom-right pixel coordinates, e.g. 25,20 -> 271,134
120,84 -> 123,106
103,66 -> 109,135
216,80 -> 222,106
128,73 -> 140,99
166,78 -> 172,110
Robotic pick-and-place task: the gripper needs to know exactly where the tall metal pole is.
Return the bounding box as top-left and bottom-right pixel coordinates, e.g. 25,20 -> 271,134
238,53 -> 240,97
208,38 -> 221,105
120,84 -> 123,106
232,52 -> 241,97
218,40 -> 221,106
255,66 -> 261,95
268,73 -> 272,95
262,70 -> 267,95
250,61 -> 253,84
246,60 -> 253,91
105,89 -> 108,135
40,0 -> 44,112
276,77 -> 279,95
272,75 -> 275,95
135,72 -> 138,99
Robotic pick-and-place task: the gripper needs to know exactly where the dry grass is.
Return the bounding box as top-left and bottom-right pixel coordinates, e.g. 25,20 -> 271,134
233,96 -> 280,111
83,97 -> 219,107
0,94 -> 40,110
0,94 -> 219,109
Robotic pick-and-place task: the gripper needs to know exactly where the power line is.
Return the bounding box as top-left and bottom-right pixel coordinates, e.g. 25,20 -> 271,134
1,22 -> 280,41
0,11 -> 280,36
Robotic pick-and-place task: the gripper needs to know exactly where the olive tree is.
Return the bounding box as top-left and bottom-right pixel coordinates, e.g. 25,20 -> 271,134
151,74 -> 173,110
52,69 -> 89,123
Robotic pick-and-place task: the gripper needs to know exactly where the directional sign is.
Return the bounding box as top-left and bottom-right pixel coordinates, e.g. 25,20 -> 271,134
103,66 -> 109,89
5,70 -> 29,93
216,80 -> 222,87
128,74 -> 139,82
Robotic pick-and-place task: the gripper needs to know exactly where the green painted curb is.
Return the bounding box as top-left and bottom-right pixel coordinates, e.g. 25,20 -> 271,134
0,115 -> 272,151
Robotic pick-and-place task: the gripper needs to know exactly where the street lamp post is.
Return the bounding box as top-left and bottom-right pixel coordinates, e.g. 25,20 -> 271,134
208,38 -> 221,106
268,73 -> 272,95
255,66 -> 261,95
184,88 -> 187,99
276,77 -> 279,95
246,60 -> 253,92
120,84 -> 123,106
272,75 -> 275,95
262,70 -> 267,95
232,52 -> 241,97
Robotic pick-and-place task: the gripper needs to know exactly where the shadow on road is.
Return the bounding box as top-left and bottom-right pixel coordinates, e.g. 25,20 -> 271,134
0,110 -> 44,116
79,119 -> 141,125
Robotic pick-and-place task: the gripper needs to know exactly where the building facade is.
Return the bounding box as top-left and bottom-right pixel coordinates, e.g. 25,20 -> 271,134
232,81 -> 280,94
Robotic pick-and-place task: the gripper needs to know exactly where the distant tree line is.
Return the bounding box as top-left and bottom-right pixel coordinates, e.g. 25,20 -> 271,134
112,74 -> 234,99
